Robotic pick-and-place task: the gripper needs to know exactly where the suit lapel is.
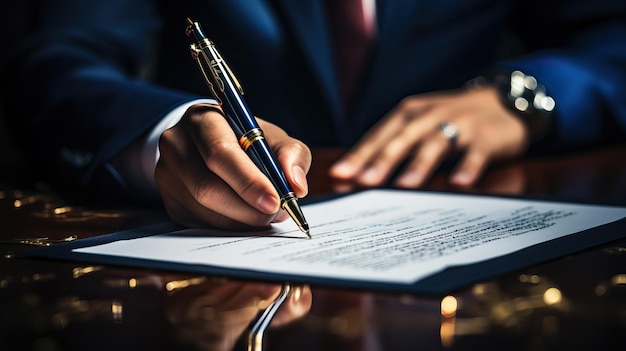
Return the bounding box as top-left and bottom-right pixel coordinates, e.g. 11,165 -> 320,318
352,0 -> 426,132
273,0 -> 341,117
273,0 -> 427,137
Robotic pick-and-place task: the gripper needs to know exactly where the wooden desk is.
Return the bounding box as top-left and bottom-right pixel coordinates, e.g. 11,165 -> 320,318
1,144 -> 625,351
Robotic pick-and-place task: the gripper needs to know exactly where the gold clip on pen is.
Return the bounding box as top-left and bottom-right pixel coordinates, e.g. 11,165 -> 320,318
185,18 -> 310,238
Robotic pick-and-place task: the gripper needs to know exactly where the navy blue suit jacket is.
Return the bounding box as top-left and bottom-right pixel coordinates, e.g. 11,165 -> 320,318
4,0 -> 626,191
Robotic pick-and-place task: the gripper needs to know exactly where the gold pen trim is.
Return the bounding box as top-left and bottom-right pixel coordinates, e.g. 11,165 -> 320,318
239,128 -> 265,151
190,43 -> 222,104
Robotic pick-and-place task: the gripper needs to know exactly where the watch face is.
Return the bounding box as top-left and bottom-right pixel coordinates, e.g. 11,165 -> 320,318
508,71 -> 555,114
469,70 -> 555,143
505,71 -> 555,142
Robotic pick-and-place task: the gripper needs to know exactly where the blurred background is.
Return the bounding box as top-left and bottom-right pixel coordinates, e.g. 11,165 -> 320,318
0,2 -> 35,179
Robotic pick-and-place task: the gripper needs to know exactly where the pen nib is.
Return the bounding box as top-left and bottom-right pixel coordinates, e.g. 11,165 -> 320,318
282,195 -> 311,239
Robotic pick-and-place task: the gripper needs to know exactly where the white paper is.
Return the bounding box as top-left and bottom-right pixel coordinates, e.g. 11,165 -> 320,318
75,190 -> 626,284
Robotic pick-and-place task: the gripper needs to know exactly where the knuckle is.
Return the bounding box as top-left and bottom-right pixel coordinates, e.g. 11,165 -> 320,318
290,140 -> 312,164
380,138 -> 406,160
158,128 -> 175,147
398,96 -> 416,110
190,177 -> 217,206
292,139 -> 311,154
237,178 -> 262,201
204,140 -> 239,167
153,165 -> 165,187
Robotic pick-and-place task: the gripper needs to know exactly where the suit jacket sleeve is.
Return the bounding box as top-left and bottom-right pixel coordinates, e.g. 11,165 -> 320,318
3,0 -> 201,193
492,0 -> 626,149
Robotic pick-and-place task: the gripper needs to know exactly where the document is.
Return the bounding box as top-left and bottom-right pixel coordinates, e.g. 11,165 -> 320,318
74,189 -> 626,285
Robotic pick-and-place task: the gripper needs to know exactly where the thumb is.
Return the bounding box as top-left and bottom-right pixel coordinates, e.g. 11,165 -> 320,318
259,119 -> 312,198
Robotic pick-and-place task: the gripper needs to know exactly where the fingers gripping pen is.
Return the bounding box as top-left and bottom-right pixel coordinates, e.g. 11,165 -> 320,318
185,18 -> 310,237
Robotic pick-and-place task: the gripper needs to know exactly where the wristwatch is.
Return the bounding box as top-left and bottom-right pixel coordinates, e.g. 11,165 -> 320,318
467,70 -> 556,143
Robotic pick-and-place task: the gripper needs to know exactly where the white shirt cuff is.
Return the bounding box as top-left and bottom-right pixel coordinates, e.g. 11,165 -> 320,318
133,99 -> 216,195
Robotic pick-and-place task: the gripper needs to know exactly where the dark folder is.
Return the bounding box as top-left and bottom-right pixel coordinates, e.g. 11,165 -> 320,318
21,192 -> 626,295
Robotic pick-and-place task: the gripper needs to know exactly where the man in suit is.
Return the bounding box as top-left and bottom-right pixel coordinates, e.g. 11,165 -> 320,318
3,0 -> 626,230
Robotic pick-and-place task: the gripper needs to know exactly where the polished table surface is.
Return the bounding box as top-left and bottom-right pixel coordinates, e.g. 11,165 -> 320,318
1,144 -> 625,351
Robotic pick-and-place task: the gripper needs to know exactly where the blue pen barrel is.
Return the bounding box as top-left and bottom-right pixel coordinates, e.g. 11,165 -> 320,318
222,89 -> 292,198
247,137 -> 292,197
187,19 -> 308,234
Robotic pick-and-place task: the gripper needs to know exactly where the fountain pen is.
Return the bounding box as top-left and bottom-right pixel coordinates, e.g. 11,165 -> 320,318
185,18 -> 310,238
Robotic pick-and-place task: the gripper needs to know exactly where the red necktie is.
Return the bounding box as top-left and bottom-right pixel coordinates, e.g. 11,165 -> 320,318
325,0 -> 374,113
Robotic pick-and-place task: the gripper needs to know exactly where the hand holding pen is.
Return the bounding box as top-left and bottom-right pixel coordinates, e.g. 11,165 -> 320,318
153,21 -> 312,234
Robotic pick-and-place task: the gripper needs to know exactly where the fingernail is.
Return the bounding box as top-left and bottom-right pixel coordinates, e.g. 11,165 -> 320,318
330,161 -> 355,177
257,193 -> 279,213
257,283 -> 281,297
396,170 -> 423,188
332,182 -> 354,193
451,170 -> 472,185
360,167 -> 382,184
273,210 -> 289,222
292,165 -> 308,191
